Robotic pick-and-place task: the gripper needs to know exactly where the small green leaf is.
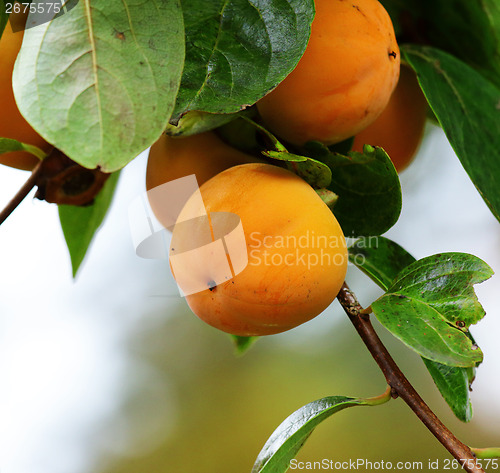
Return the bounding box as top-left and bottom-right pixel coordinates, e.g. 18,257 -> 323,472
373,295 -> 483,367
174,0 -> 315,119
13,1 -> 185,172
388,253 -> 493,329
0,137 -> 47,160
318,145 -> 402,237
403,45 -> 500,223
422,358 -> 473,422
59,172 -> 120,277
348,236 -> 416,290
252,390 -> 390,473
372,253 -> 493,367
349,239 -> 480,420
263,150 -> 332,188
165,110 -> 241,137
239,118 -> 332,188
230,335 -> 258,355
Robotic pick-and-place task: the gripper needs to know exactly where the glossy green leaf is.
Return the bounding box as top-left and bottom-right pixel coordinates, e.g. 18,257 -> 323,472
348,236 -> 416,290
252,391 -> 390,473
372,253 -> 492,367
422,358 -> 473,422
350,239 -> 481,420
59,172 -> 120,277
263,150 -> 332,188
173,0 -> 315,119
387,253 -> 493,329
403,45 -> 500,223
13,0 -> 185,172
420,0 -> 500,88
373,294 -> 483,367
317,145 -> 401,237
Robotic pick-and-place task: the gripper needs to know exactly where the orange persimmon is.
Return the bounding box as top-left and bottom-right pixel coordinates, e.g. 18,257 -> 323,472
352,66 -> 428,172
256,0 -> 400,147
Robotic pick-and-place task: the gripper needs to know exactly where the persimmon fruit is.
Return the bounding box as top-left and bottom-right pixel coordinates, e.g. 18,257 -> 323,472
256,0 -> 400,146
171,163 -> 348,336
0,14 -> 52,170
352,66 -> 428,172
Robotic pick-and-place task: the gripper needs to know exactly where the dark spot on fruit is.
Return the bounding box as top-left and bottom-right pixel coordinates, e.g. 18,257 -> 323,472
388,50 -> 397,60
208,280 -> 217,292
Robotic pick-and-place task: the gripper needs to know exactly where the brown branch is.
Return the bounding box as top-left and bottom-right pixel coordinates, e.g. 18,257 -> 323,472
0,160 -> 43,226
337,282 -> 484,473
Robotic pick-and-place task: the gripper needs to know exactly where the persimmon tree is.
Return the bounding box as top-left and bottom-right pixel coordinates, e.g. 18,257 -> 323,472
1,1 -> 500,472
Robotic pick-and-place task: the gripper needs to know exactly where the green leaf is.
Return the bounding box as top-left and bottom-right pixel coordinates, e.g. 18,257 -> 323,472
348,236 -> 416,290
13,1 -> 185,172
387,253 -> 493,329
0,137 -> 46,160
252,391 -> 390,473
373,295 -> 483,367
419,0 -> 500,88
349,239 -> 481,421
165,110 -> 242,137
372,253 -> 493,367
264,150 -> 332,188
59,171 -> 120,277
403,45 -> 500,223
230,335 -> 258,355
422,358 -> 473,422
173,0 -> 315,119
316,145 -> 401,237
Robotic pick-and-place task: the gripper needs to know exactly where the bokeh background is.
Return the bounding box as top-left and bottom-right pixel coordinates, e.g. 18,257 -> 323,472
0,123 -> 499,473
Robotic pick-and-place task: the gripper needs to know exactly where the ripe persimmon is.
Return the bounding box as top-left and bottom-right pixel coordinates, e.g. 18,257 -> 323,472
352,66 -> 428,172
170,163 -> 348,336
256,0 -> 400,146
0,14 -> 52,170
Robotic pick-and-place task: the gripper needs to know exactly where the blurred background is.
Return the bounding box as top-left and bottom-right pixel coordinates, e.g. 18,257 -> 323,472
0,123 -> 499,473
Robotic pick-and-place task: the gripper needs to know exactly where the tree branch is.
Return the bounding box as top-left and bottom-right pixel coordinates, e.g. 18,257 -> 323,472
0,160 -> 43,226
337,282 -> 484,473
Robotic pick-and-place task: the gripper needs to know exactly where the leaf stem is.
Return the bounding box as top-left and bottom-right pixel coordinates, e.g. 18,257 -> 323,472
0,160 -> 43,226
470,447 -> 500,459
363,385 -> 392,406
337,282 -> 485,473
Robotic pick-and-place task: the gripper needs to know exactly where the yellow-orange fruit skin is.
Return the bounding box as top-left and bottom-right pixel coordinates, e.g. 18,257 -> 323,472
0,16 -> 51,170
256,0 -> 400,146
352,66 -> 428,172
146,131 -> 259,191
179,163 -> 348,336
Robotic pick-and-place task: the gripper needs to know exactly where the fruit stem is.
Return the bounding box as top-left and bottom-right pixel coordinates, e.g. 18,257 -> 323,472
0,160 -> 43,226
337,282 -> 485,473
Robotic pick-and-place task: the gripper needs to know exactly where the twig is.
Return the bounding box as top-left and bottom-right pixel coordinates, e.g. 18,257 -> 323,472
0,160 -> 43,226
337,282 -> 484,473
